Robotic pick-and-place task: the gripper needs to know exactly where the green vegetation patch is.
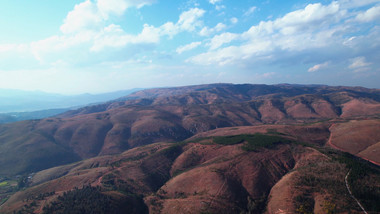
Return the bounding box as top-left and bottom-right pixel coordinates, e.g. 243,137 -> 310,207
0,179 -> 19,206
295,150 -> 380,213
212,134 -> 294,151
41,185 -> 148,214
334,152 -> 380,212
158,144 -> 184,161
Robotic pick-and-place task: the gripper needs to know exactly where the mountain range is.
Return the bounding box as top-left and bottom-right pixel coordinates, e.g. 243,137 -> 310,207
0,83 -> 379,213
0,88 -> 141,113
0,88 -> 141,124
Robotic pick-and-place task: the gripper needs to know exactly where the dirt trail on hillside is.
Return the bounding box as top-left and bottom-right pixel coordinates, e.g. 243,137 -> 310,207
344,170 -> 368,214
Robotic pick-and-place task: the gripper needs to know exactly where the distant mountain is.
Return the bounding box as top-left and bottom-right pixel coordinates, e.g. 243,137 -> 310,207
0,88 -> 142,113
0,108 -> 69,124
60,83 -> 380,117
0,83 -> 379,176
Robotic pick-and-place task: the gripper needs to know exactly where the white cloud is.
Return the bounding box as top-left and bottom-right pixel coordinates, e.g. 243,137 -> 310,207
177,8 -> 205,32
136,24 -> 162,43
97,0 -> 155,18
244,6 -> 257,16
208,32 -> 238,50
215,23 -> 226,31
159,8 -> 206,37
60,0 -> 102,34
176,41 -> 202,54
2,0 -> 379,91
91,24 -> 133,52
72,7 -> 206,53
273,2 -> 342,35
97,0 -> 129,18
61,0 -> 156,34
209,0 -> 222,5
189,1 -> 351,66
308,62 -> 329,72
199,23 -> 227,36
30,31 -> 96,63
22,6 -> 207,64
349,57 -> 372,72
158,22 -> 176,38
189,41 -> 273,65
356,5 -> 380,22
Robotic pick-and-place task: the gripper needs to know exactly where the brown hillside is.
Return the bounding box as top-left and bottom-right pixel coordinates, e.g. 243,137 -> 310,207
2,129 -> 375,214
328,119 -> 380,164
0,84 -> 379,176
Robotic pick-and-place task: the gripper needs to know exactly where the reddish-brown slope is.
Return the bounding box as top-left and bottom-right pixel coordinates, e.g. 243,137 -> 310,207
328,119 -> 380,164
341,99 -> 380,118
266,147 -> 330,214
1,84 -> 379,176
0,143 -> 174,213
153,144 -> 296,214
2,125 -> 377,213
189,123 -> 331,146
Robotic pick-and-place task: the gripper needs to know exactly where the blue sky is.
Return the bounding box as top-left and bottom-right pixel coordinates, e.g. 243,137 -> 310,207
0,0 -> 379,94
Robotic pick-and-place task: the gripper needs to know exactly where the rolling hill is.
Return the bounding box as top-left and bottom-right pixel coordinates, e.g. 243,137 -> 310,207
0,84 -> 379,176
1,130 -> 379,213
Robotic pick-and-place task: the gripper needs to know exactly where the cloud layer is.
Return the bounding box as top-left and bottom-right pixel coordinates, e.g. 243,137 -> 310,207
0,0 -> 379,93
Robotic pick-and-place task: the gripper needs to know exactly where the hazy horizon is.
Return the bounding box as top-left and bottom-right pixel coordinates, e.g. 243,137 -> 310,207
1,81 -> 380,96
0,0 -> 379,94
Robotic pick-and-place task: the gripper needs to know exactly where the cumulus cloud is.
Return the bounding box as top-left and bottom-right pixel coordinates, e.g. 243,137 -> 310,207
97,0 -> 129,18
356,5 -> 380,22
61,0 -> 156,34
30,31 -> 96,64
200,23 -> 227,36
60,0 -> 102,34
207,32 -> 238,50
176,42 -> 202,54
1,0 -> 379,90
177,8 -> 205,32
29,6 -> 207,64
189,1 -> 351,66
91,24 -> 135,52
149,8 -> 206,38
273,2 -> 342,35
308,62 -> 329,72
